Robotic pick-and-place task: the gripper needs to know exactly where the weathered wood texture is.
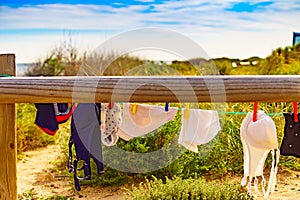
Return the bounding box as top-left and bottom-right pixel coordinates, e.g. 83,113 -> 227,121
0,75 -> 300,103
0,54 -> 16,200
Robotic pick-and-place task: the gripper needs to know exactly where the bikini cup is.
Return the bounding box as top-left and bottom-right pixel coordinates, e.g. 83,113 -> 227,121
246,113 -> 278,150
117,103 -> 178,141
128,104 -> 152,128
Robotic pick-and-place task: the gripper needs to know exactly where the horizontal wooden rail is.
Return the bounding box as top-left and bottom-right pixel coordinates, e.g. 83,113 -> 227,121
0,75 -> 300,103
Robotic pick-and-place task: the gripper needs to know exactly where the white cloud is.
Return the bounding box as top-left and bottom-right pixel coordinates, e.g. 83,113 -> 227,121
134,0 -> 155,3
0,0 -> 300,63
0,1 -> 299,32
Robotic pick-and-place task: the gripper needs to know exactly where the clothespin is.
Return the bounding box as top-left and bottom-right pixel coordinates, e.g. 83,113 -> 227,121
165,102 -> 169,112
184,108 -> 190,119
183,104 -> 190,119
253,102 -> 258,122
131,103 -> 138,114
293,102 -> 298,122
108,102 -> 114,109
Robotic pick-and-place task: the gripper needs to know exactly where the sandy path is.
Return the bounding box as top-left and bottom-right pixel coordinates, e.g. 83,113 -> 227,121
17,144 -> 126,199
255,168 -> 300,200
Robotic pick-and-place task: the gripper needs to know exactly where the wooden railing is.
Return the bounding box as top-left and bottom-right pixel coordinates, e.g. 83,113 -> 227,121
1,74 -> 300,103
1,54 -> 300,199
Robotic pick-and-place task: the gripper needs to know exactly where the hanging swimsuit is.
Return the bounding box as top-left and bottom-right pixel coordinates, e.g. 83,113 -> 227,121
69,103 -> 104,191
240,110 -> 279,199
101,103 -> 122,146
34,103 -> 75,135
117,103 -> 178,141
178,108 -> 221,153
280,113 -> 300,158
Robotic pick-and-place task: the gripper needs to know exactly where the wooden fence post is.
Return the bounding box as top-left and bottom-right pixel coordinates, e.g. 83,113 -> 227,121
0,54 -> 17,200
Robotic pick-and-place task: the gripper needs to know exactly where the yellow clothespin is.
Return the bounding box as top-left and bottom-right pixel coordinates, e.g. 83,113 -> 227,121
184,104 -> 190,119
131,103 -> 138,114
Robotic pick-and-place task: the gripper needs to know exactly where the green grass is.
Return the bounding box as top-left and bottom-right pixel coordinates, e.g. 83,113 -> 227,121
17,102 -> 300,188
18,189 -> 74,200
54,102 -> 300,188
17,103 -> 57,155
126,176 -> 253,200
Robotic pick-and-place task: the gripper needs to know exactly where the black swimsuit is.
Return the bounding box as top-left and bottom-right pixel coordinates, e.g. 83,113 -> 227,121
280,113 -> 300,158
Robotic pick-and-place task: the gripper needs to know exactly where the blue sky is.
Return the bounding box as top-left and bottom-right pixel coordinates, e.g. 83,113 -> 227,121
0,0 -> 300,63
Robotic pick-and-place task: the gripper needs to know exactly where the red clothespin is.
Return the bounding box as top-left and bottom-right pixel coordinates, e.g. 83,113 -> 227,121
293,102 -> 298,122
253,102 -> 258,122
108,102 -> 114,109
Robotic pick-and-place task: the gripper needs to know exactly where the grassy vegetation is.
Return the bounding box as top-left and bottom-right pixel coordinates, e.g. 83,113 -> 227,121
79,102 -> 298,189
16,42 -> 300,197
126,176 -> 253,200
17,103 -> 56,155
18,188 -> 74,200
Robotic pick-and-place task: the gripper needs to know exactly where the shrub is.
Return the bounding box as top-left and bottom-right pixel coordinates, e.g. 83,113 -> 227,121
86,102 -> 300,187
126,176 -> 253,200
16,103 -> 57,154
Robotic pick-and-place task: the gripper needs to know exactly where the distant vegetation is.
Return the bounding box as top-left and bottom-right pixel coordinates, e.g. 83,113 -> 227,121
24,38 -> 300,77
